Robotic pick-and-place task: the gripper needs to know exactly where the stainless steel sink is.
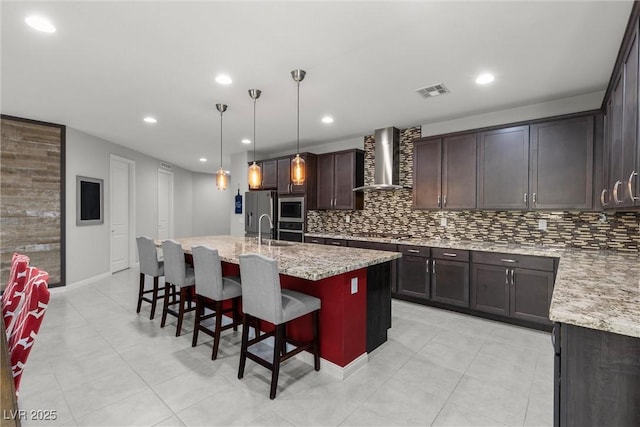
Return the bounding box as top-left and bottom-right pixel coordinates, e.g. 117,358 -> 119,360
259,239 -> 296,247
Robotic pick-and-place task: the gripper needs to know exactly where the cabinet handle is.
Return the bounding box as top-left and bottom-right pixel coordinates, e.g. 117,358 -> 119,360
613,180 -> 622,204
505,268 -> 509,285
437,194 -> 441,208
407,249 -> 420,253
443,195 -> 447,207
426,259 -> 430,274
331,242 -> 342,246
600,189 -> 609,208
511,268 -> 515,285
523,192 -> 528,205
532,192 -> 537,207
628,171 -> 639,202
500,258 -> 517,263
551,324 -> 557,350
442,252 -> 457,257
432,259 -> 436,275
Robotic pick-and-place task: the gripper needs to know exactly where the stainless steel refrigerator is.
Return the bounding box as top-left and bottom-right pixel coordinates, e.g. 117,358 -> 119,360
244,190 -> 277,239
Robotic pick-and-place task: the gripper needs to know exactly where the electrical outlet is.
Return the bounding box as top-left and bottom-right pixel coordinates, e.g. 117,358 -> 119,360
440,217 -> 447,227
350,277 -> 358,294
538,219 -> 547,231
345,215 -> 350,223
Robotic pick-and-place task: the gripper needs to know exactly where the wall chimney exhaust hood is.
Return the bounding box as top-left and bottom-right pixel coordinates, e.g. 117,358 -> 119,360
353,127 -> 405,191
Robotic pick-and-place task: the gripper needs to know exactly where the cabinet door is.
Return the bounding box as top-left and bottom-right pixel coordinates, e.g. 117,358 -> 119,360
622,29 -> 639,207
509,268 -> 554,325
316,154 -> 334,209
530,116 -> 594,210
261,160 -> 278,189
470,263 -> 509,316
413,138 -> 442,209
442,133 -> 477,209
431,259 -> 469,307
398,255 -> 430,300
334,151 -> 358,209
477,126 -> 529,209
277,158 -> 291,194
607,72 -> 624,207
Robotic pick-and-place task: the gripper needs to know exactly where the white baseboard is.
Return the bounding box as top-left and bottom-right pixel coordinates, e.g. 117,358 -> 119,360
51,271 -> 112,293
295,351 -> 368,380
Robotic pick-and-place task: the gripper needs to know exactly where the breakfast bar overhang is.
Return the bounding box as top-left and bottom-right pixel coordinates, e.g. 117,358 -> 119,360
162,236 -> 401,377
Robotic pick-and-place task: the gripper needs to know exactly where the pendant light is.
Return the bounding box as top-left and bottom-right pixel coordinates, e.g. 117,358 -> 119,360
215,103 -> 228,190
291,69 -> 306,185
247,89 -> 262,189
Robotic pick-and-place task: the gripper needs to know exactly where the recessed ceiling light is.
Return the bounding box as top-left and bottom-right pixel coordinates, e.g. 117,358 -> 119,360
25,15 -> 56,33
321,116 -> 334,124
199,158 -> 207,162
241,138 -> 251,144
475,73 -> 495,85
215,74 -> 232,85
143,116 -> 157,124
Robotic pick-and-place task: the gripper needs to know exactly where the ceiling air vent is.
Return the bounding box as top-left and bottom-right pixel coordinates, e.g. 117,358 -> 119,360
416,83 -> 450,98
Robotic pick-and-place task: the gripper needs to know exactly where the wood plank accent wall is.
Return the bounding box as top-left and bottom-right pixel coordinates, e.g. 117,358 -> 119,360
0,115 -> 65,287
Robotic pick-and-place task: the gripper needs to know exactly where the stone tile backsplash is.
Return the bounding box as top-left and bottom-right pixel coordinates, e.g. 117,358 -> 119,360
308,126 -> 640,253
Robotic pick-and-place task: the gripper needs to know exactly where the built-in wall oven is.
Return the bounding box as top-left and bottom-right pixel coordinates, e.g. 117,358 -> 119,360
278,196 -> 305,242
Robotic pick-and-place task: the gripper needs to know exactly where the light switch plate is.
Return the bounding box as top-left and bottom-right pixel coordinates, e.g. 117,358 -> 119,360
350,277 -> 358,294
538,219 -> 547,231
440,217 -> 447,227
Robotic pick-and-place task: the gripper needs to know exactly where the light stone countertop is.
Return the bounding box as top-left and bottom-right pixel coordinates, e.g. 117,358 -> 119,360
306,232 -> 640,338
161,235 -> 401,282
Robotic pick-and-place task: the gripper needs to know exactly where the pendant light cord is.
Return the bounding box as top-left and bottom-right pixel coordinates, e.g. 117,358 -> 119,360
219,110 -> 223,169
253,98 -> 257,162
296,80 -> 300,154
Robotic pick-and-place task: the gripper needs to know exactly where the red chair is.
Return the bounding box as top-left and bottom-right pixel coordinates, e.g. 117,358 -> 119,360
2,253 -> 31,339
8,267 -> 50,396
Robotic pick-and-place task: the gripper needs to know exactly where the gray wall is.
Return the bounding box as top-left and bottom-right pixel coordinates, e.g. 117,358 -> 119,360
65,127 -> 202,284
192,172 -> 233,236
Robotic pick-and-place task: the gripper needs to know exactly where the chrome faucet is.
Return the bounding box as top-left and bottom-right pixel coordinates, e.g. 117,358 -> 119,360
258,213 -> 273,245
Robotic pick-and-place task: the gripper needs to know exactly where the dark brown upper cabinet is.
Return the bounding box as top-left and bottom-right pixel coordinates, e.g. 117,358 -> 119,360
317,150 -> 364,210
413,133 -> 477,210
261,159 -> 278,190
277,154 -> 317,200
529,116 -> 594,210
620,27 -> 640,208
477,126 -> 530,210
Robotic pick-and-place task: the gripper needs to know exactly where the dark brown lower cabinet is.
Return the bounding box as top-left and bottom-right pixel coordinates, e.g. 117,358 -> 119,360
471,252 -> 555,326
398,245 -> 430,300
555,323 -> 640,427
431,249 -> 469,307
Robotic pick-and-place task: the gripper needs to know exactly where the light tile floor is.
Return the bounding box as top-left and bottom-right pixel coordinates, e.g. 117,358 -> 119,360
16,268 -> 553,426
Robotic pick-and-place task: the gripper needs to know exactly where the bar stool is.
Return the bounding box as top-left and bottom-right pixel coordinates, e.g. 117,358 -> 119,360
136,236 -> 165,319
160,239 -> 196,336
237,253 -> 320,399
191,245 -> 242,360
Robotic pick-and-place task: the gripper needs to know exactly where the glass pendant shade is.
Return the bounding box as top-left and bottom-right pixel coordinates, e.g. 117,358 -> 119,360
216,167 -> 228,191
248,161 -> 261,189
291,154 -> 306,185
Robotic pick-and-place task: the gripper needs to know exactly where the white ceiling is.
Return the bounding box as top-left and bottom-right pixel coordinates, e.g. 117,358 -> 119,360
1,1 -> 633,173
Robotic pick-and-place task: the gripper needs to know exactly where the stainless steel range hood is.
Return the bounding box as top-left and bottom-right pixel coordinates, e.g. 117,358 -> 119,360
353,127 -> 404,191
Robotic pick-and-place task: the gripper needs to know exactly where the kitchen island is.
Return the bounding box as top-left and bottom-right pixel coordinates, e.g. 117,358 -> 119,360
163,235 -> 401,378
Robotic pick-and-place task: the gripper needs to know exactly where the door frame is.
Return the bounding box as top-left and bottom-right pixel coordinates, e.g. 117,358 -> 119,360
110,154 -> 136,273
157,168 -> 174,239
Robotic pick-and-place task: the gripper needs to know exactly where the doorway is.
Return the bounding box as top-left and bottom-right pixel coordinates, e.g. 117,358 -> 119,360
110,155 -> 135,273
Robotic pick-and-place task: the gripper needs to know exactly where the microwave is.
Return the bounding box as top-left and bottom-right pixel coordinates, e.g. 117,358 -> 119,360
278,197 -> 305,222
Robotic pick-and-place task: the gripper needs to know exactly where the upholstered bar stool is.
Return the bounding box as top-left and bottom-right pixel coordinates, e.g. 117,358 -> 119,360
136,236 -> 165,319
191,246 -> 242,360
161,239 -> 196,336
237,253 -> 321,399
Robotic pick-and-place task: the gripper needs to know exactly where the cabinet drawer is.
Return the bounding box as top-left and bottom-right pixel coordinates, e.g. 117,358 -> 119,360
399,245 -> 430,257
472,251 -> 554,271
348,240 -> 398,252
432,248 -> 469,262
325,238 -> 347,247
306,237 -> 325,244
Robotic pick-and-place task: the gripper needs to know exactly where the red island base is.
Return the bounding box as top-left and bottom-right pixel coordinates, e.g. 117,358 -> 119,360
223,262 -> 367,370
